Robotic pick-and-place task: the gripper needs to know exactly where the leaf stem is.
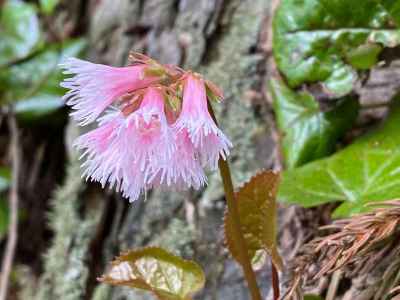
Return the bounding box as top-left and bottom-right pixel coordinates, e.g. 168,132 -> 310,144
208,103 -> 262,300
271,260 -> 280,300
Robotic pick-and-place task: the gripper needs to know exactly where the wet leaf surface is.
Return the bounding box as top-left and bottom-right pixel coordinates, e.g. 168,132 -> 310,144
273,0 -> 400,96
278,97 -> 400,217
270,78 -> 359,169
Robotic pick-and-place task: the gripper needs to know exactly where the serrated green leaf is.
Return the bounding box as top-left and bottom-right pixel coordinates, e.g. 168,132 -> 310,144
0,0 -> 41,67
0,39 -> 86,121
270,78 -> 359,169
0,167 -> 11,193
273,0 -> 400,96
278,97 -> 400,217
0,198 -> 9,240
100,247 -> 205,300
225,170 -> 283,270
39,0 -> 59,15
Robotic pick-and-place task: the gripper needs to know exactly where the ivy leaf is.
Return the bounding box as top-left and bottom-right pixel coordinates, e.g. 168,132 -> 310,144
0,0 -> 41,67
270,78 -> 359,169
278,97 -> 400,217
39,0 -> 59,15
0,39 -> 86,122
225,170 -> 283,270
100,247 -> 205,300
273,0 -> 400,96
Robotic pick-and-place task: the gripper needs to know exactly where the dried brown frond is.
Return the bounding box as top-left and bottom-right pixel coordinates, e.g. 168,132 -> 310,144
282,201 -> 400,300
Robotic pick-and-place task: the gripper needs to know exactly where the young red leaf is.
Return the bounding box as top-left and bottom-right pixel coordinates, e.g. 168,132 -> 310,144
225,170 -> 283,271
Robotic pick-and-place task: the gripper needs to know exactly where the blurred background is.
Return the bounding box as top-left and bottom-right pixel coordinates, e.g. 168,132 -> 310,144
4,1 -> 400,299
0,0 -> 277,299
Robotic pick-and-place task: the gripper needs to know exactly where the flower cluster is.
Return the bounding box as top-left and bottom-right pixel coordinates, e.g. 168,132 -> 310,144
60,54 -> 232,202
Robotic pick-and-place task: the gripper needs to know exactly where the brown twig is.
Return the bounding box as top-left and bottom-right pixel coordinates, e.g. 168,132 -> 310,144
283,200 -> 400,300
271,260 -> 280,300
0,110 -> 20,300
326,270 -> 342,300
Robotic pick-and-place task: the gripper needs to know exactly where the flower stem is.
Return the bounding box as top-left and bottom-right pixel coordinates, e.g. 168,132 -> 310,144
208,103 -> 262,300
218,159 -> 263,300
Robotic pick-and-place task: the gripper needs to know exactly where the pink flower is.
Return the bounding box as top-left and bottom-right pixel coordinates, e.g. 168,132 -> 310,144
175,74 -> 232,170
62,55 -> 232,202
60,58 -> 158,125
75,87 -> 190,202
147,130 -> 207,190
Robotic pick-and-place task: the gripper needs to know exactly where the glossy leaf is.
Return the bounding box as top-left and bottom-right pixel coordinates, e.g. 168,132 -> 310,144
278,98 -> 400,217
273,0 -> 400,96
0,39 -> 86,121
225,170 -> 283,270
39,0 -> 59,15
0,0 -> 41,67
0,167 -> 11,193
0,198 -> 9,240
100,247 -> 205,300
270,78 -> 359,169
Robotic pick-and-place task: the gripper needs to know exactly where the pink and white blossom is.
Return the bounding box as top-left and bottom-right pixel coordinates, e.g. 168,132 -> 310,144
61,55 -> 232,202
60,58 -> 158,125
147,130 -> 207,190
174,74 -> 232,170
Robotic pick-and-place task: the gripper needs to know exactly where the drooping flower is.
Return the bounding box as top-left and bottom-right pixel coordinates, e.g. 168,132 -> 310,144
60,58 -> 159,125
174,73 -> 232,170
74,87 -> 178,201
147,130 -> 207,191
61,54 -> 232,202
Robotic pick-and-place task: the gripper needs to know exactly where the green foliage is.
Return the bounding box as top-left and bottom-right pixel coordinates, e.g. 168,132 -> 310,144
0,39 -> 86,122
0,168 -> 10,240
0,167 -> 11,192
39,0 -> 59,15
0,198 -> 9,240
278,98 -> 400,217
225,170 -> 282,270
0,0 -> 41,67
0,0 -> 86,123
100,247 -> 205,300
270,78 -> 359,169
273,0 -> 400,96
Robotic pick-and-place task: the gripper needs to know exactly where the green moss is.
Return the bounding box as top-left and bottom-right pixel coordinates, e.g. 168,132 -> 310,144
33,159 -> 104,300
